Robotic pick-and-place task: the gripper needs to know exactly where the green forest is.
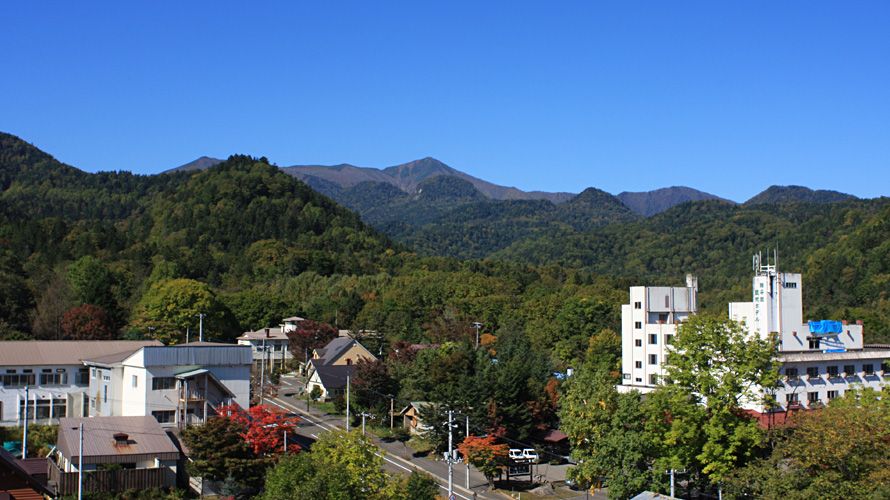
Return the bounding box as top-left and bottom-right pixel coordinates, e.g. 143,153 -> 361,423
2,131 -> 888,353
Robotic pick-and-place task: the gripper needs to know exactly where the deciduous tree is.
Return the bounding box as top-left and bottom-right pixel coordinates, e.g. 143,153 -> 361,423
458,432 -> 509,488
218,403 -> 300,456
284,319 -> 337,363
60,304 -> 117,340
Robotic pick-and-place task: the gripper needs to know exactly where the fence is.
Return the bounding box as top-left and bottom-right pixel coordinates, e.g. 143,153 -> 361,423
49,460 -> 169,494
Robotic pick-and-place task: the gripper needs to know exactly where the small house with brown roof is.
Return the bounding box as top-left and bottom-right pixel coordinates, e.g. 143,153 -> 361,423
50,416 -> 181,495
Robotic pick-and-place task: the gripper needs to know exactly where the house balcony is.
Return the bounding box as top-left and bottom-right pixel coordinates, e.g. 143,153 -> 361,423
181,389 -> 207,402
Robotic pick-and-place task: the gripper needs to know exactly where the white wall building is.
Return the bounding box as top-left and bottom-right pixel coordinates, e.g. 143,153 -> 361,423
729,253 -> 886,417
0,340 -> 161,427
618,254 -> 889,423
619,274 -> 698,392
83,342 -> 252,428
236,316 -> 304,368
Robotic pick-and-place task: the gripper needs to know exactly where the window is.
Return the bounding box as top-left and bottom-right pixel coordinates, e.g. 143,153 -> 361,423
843,364 -> 856,376
649,374 -> 658,385
649,354 -> 657,365
659,313 -> 668,323
883,361 -> 890,374
103,385 -> 107,403
152,377 -> 176,390
864,364 -> 875,376
649,334 -> 657,345
152,410 -> 176,424
40,372 -> 68,386
786,393 -> 799,404
807,392 -> 819,404
634,301 -> 642,309
666,334 -> 674,345
635,339 -> 642,347
635,361 -> 642,369
132,375 -> 138,388
91,368 -> 97,379
806,367 -> 819,378
635,321 -> 642,329
19,399 -> 66,420
827,366 -> 839,378
635,377 -> 642,383
623,373 -> 630,380
90,398 -> 95,409
809,338 -> 820,349
785,367 -> 799,381
75,369 -> 89,386
784,282 -> 797,289
827,390 -> 838,401
2,373 -> 35,387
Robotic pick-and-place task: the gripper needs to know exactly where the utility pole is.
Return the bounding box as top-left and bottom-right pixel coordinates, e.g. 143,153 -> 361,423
186,327 -> 190,344
22,386 -> 29,459
346,375 -> 350,431
390,398 -> 394,429
360,412 -> 372,435
195,313 -> 205,342
77,422 -> 83,500
473,322 -> 483,349
283,430 -> 287,453
447,410 -> 455,498
466,415 -> 471,490
260,338 -> 266,405
666,469 -> 686,498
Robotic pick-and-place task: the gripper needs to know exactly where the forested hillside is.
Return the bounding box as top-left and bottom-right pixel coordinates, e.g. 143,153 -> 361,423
2,130 -> 889,358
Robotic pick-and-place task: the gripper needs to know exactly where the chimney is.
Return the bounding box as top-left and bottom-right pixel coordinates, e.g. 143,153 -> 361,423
265,328 -> 270,337
857,320 -> 864,325
686,274 -> 698,292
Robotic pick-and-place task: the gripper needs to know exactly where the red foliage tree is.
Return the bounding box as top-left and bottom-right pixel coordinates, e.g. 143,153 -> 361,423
458,431 -> 510,488
284,319 -> 338,363
60,304 -> 117,340
387,340 -> 416,364
217,403 -> 301,456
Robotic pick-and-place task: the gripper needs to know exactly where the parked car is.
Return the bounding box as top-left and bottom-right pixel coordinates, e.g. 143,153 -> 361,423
509,449 -> 524,461
521,448 -> 539,463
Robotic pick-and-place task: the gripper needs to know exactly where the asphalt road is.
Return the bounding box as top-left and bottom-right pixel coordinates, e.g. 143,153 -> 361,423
268,375 -> 607,500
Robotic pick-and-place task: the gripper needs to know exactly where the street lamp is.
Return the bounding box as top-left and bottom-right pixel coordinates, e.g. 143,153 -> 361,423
473,322 -> 483,348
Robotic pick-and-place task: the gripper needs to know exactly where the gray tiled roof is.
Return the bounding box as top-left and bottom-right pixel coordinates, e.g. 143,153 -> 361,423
311,362 -> 355,389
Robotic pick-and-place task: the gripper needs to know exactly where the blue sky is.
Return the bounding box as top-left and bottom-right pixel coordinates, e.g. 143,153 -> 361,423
2,1 -> 888,202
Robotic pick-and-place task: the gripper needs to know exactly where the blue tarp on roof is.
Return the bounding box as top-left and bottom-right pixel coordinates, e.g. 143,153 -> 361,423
809,320 -> 843,334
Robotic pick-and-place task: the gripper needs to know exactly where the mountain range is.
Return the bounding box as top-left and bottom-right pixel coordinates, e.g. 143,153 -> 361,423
168,156 -> 856,217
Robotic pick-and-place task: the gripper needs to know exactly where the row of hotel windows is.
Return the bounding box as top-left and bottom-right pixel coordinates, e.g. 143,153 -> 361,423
2,369 -> 89,387
784,363 -> 889,380
783,390 -> 841,405
634,334 -> 674,346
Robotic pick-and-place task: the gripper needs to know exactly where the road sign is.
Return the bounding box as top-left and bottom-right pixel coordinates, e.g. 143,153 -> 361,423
449,495 -> 456,500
